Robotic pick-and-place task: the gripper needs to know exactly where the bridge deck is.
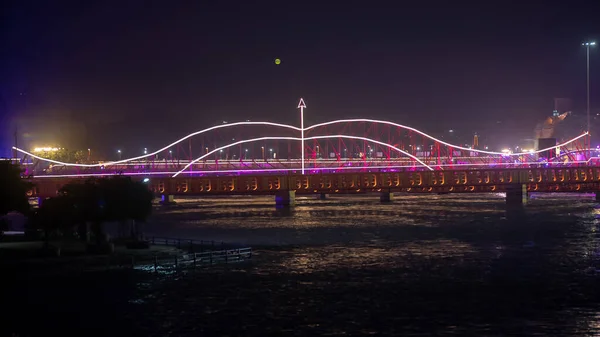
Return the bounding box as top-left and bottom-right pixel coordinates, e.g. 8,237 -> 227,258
28,167 -> 600,198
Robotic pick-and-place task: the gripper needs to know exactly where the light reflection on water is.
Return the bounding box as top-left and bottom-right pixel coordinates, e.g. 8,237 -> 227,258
129,193 -> 600,335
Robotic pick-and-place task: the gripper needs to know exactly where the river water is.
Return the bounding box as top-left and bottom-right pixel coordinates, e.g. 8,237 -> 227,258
9,193 -> 600,336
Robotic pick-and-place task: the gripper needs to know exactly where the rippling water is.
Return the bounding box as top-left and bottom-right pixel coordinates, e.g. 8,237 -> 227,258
9,193 -> 600,336
119,193 -> 600,336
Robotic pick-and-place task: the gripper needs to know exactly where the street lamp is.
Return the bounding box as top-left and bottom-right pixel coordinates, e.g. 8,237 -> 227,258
144,148 -> 148,155
117,149 -> 122,160
261,146 -> 265,160
583,41 -> 596,133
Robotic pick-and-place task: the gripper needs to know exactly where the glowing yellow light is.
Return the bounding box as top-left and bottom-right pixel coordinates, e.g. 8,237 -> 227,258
33,147 -> 60,152
274,58 -> 281,65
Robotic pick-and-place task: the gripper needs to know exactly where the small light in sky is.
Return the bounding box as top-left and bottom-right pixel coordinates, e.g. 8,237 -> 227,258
274,58 -> 281,65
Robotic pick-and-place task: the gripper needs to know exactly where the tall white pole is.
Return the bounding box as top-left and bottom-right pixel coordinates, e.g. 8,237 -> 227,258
583,41 -> 596,134
298,98 -> 306,175
587,44 -> 591,134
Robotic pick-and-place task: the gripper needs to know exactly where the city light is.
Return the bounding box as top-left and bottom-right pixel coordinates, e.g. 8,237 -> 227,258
29,158 -> 595,179
172,134 -> 435,177
12,120 -> 588,169
33,147 -> 60,152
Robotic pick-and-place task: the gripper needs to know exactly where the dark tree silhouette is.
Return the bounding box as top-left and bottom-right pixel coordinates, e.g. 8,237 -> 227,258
99,176 -> 154,239
58,179 -> 103,242
52,176 -> 154,242
36,196 -> 77,247
0,161 -> 32,216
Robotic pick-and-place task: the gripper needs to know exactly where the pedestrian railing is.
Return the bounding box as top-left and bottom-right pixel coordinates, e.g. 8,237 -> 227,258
149,236 -> 227,252
2,246 -> 253,277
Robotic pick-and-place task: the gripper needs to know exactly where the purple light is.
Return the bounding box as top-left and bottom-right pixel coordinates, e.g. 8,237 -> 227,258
173,135 -> 435,177
31,157 -> 596,179
13,118 -> 588,171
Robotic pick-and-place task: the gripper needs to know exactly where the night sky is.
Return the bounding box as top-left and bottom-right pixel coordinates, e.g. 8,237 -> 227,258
1,1 -> 599,158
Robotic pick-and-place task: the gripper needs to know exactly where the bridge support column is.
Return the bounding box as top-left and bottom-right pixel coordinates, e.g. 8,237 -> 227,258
506,184 -> 528,206
595,192 -> 600,202
275,190 -> 296,207
380,191 -> 394,203
160,194 -> 176,205
317,193 -> 328,200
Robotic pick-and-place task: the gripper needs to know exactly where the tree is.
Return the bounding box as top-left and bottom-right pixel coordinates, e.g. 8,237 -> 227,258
55,176 -> 154,242
38,149 -> 89,163
99,176 -> 154,239
36,196 -> 77,247
0,161 -> 32,216
58,179 -> 104,243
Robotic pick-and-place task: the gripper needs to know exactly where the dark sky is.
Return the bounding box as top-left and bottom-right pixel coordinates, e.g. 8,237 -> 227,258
1,1 -> 599,157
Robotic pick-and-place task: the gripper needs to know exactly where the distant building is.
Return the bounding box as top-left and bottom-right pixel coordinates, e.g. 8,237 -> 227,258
472,133 -> 479,149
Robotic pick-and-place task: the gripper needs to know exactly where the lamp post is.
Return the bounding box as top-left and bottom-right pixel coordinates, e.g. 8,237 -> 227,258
583,41 -> 596,133
117,149 -> 122,160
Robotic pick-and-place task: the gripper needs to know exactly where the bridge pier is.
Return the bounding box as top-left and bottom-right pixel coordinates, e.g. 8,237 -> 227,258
380,191 -> 394,203
596,192 -> 600,202
275,190 -> 296,207
506,184 -> 528,206
159,194 -> 176,205
317,193 -> 328,200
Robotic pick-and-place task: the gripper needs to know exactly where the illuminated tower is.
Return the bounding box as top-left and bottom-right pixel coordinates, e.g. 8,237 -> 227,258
473,133 -> 479,149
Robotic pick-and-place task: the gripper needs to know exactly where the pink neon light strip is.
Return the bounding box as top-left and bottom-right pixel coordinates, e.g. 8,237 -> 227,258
31,159 -> 594,179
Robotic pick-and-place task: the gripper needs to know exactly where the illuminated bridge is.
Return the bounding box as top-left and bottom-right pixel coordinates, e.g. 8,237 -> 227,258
13,99 -> 600,206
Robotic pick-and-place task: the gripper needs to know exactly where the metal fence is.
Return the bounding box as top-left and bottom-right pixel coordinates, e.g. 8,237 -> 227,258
148,236 -> 228,252
2,246 -> 253,277
133,247 -> 253,273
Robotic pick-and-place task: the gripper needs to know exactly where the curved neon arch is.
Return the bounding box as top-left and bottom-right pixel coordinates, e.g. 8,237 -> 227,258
12,118 -> 588,169
305,118 -> 588,157
173,135 -> 434,177
12,121 -> 301,168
